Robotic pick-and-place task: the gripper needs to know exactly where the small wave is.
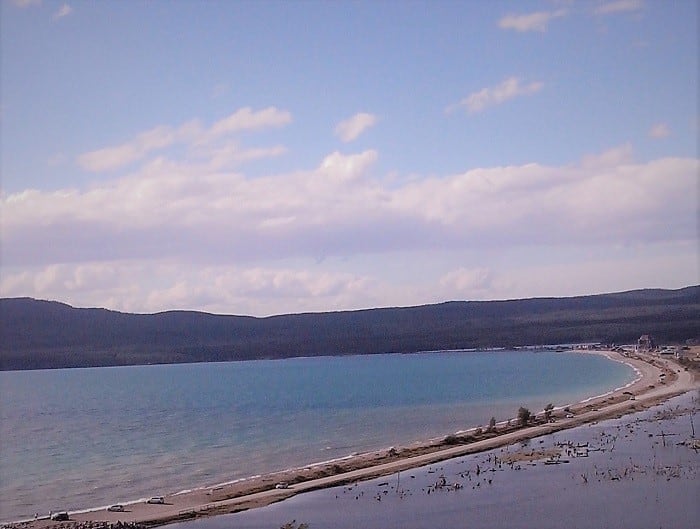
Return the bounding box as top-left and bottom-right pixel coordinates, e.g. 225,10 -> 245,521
209,474 -> 262,489
322,445 -> 353,451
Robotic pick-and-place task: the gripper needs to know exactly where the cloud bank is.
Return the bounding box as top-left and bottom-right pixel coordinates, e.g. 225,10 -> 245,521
2,107 -> 696,315
7,144 -> 695,267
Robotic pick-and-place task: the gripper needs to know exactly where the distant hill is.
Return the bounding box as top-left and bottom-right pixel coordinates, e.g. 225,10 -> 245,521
1,286 -> 698,370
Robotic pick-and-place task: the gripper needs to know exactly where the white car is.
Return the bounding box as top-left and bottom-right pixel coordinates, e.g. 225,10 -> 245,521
146,496 -> 165,504
107,504 -> 125,512
50,512 -> 69,521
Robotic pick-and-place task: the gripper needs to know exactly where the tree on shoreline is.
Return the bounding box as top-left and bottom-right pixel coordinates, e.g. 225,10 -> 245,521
518,407 -> 531,427
544,403 -> 554,422
488,416 -> 497,432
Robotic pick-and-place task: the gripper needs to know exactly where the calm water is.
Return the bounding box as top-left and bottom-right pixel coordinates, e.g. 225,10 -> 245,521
0,350 -> 635,522
208,392 -> 699,529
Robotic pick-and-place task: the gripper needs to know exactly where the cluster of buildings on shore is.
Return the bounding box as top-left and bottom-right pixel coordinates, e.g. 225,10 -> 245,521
573,335 -> 698,361
633,334 -> 699,360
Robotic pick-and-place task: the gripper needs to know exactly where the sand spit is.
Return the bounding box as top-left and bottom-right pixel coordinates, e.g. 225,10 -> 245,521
228,388 -> 699,529
5,350 -> 697,529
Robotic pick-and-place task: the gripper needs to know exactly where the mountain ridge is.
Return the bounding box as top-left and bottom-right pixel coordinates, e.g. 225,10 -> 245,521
1,286 -> 698,370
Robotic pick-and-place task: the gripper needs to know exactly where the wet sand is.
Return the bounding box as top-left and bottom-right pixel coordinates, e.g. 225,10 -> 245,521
6,350 -> 697,529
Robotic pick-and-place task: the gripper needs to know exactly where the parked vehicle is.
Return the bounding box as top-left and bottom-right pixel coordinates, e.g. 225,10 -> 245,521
146,497 -> 165,504
107,504 -> 125,512
50,512 -> 69,521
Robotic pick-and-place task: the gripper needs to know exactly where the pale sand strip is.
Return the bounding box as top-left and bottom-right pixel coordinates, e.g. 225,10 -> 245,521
21,351 -> 699,529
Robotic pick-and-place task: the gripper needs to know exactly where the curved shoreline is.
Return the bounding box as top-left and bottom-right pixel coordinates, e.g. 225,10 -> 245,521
573,350 -> 642,404
10,350 -> 698,529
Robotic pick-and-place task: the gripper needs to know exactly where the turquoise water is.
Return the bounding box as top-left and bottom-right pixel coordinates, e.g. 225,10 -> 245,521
0,351 -> 635,522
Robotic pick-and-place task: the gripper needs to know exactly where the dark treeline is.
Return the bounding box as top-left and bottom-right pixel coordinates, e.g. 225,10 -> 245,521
1,286 -> 698,370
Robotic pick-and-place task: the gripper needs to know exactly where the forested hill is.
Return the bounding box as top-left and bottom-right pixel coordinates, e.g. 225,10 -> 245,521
1,286 -> 698,370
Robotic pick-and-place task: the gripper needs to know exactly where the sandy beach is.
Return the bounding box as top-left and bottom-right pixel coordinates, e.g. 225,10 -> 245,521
5,349 -> 698,529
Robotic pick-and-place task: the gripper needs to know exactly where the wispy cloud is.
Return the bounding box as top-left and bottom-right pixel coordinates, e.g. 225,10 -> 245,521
206,106 -> 291,138
334,113 -> 378,143
448,77 -> 543,114
77,106 -> 292,172
53,3 -> 72,19
594,0 -> 644,15
12,0 -> 41,7
77,124 -> 193,172
648,123 -> 671,139
498,10 -> 566,32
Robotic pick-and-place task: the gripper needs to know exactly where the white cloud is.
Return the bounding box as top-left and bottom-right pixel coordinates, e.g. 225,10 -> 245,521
449,77 -> 544,114
2,103 -> 697,314
53,3 -> 72,19
498,10 -> 566,32
334,113 -> 378,143
206,106 -> 292,138
4,142 -> 697,271
77,125 -> 181,172
594,0 -> 643,15
648,123 -> 670,139
77,107 -> 291,172
318,150 -> 378,182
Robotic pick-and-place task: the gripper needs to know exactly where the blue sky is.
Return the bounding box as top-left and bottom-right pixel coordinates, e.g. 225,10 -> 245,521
1,0 -> 697,316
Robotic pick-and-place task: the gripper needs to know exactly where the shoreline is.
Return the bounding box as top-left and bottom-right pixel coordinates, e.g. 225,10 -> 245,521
7,350 -> 698,529
227,388 -> 700,529
574,349 -> 643,402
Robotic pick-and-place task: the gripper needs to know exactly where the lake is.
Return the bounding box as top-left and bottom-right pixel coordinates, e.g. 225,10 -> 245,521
0,350 -> 636,522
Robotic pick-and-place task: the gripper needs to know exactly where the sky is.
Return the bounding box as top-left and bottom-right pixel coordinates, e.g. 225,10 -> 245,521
1,0 -> 698,316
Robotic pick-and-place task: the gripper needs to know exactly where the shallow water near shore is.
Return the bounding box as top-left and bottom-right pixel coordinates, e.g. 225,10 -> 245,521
0,350 -> 635,522
174,391 -> 700,529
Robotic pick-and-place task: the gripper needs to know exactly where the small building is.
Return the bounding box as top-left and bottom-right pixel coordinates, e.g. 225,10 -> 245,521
637,334 -> 655,352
